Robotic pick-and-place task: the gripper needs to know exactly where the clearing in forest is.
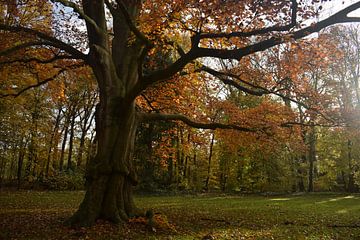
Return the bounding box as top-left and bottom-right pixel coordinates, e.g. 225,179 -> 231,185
1,191 -> 360,239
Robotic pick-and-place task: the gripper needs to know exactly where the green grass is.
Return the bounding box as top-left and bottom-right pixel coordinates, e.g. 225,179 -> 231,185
1,191 -> 360,239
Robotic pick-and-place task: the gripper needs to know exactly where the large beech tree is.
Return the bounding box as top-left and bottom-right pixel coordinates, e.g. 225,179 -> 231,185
1,0 -> 360,226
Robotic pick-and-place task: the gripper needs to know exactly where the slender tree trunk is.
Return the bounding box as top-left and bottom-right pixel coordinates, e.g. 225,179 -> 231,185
297,156 -> 306,192
25,137 -> 35,179
184,155 -> 189,178
17,138 -> 26,189
308,125 -> 316,192
205,131 -> 215,191
77,134 -> 86,168
142,123 -> 154,189
67,113 -> 76,171
192,152 -> 197,189
86,130 -> 96,167
59,115 -> 70,172
9,143 -> 17,181
77,108 -> 96,167
347,139 -> 356,192
46,107 -> 62,177
168,157 -> 174,185
175,129 -> 181,188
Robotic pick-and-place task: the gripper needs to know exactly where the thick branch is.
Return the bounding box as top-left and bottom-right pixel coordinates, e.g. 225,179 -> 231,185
0,55 -> 79,66
281,121 -> 343,128
0,24 -> 88,61
140,2 -> 360,90
113,0 -> 152,46
129,49 -> 197,99
51,0 -> 102,34
196,0 -> 298,40
139,112 -> 255,132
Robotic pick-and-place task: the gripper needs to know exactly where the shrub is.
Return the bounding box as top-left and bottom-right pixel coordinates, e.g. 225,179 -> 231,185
42,171 -> 85,190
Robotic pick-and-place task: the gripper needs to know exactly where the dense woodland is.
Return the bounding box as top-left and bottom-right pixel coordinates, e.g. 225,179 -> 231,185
1,0 -> 360,227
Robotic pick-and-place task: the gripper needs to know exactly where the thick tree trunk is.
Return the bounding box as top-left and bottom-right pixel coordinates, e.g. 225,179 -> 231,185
67,0 -> 144,227
68,99 -> 140,226
67,31 -> 142,226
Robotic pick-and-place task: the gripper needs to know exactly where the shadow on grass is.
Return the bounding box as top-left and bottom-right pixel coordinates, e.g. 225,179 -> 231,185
1,192 -> 360,239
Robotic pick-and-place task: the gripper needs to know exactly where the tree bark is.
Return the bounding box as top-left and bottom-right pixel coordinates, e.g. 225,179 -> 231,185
68,100 -> 140,226
67,0 -> 143,226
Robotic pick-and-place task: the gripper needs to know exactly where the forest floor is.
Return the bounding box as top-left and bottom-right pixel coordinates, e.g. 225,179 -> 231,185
1,191 -> 360,239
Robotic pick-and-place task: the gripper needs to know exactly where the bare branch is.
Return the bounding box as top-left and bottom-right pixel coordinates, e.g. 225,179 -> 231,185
140,94 -> 159,113
0,64 -> 85,98
139,112 -> 255,132
200,66 -> 265,96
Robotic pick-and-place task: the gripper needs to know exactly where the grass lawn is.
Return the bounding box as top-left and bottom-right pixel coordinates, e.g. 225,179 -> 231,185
1,191 -> 360,239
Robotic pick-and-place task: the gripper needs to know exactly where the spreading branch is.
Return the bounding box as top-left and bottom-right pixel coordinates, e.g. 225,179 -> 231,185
139,1 -> 360,91
0,24 -> 88,61
199,65 -> 336,124
0,54 -> 80,66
